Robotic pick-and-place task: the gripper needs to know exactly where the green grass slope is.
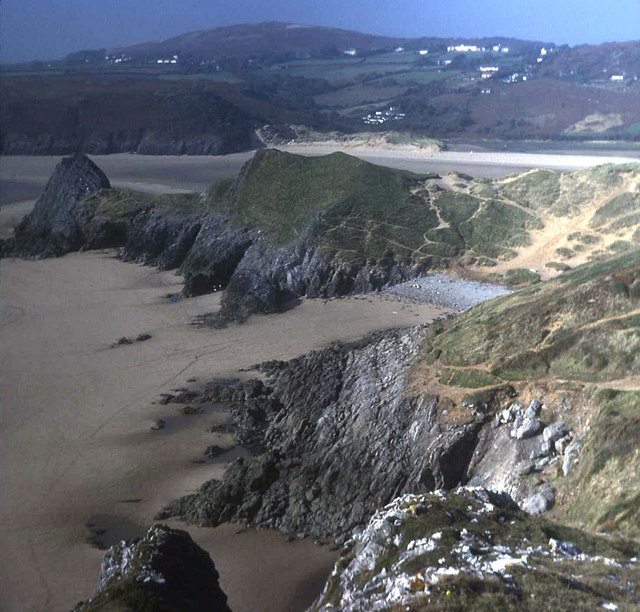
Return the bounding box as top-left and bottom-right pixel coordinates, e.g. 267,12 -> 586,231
415,248 -> 640,534
207,149 -> 546,266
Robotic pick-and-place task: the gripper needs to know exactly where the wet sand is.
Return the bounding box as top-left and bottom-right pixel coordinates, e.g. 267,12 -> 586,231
0,250 -> 446,611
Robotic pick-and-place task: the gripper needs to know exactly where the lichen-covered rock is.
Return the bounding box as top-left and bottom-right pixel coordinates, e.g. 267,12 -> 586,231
73,524 -> 230,611
312,489 -> 640,611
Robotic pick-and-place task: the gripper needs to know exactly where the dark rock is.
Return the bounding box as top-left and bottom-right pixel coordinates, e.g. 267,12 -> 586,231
180,405 -> 202,416
73,524 -> 230,611
205,445 -> 226,459
3,153 -> 436,323
159,326 -> 483,538
116,337 -> 133,346
150,419 -> 166,431
135,333 -> 152,342
11,154 -> 110,258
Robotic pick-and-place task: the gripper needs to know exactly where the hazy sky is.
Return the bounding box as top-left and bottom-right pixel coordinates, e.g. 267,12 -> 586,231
1,0 -> 638,63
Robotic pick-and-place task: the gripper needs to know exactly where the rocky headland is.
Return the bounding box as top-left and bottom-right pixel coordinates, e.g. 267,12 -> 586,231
5,150 -> 639,327
6,151 -> 640,610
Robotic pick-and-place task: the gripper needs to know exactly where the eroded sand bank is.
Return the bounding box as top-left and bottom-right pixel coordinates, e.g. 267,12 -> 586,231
0,251 -> 446,611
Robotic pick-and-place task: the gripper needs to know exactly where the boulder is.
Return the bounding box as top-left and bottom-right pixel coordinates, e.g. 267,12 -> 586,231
543,420 -> 567,443
524,399 -> 542,420
563,439 -> 583,477
514,417 -> 544,440
73,524 -> 230,611
522,484 -> 555,515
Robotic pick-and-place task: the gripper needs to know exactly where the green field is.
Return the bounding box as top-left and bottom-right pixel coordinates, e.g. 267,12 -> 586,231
160,71 -> 244,83
370,68 -> 458,85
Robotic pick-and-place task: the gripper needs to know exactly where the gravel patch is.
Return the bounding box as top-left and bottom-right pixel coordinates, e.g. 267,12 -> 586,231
384,273 -> 511,310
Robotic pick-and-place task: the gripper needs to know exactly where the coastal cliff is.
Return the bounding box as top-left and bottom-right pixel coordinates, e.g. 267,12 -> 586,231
6,151 -> 640,610
8,151 -> 639,329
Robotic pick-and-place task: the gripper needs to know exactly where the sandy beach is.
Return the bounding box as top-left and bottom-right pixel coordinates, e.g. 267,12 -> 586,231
0,250 -> 445,611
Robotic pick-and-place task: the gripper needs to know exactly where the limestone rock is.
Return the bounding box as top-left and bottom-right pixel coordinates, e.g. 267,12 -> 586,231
73,524 -> 230,611
543,420 -> 567,443
312,488 -> 638,611
522,484 -> 555,515
515,416 -> 544,440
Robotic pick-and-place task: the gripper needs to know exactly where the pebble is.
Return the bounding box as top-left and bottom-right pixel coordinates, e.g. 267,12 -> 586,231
150,419 -> 165,431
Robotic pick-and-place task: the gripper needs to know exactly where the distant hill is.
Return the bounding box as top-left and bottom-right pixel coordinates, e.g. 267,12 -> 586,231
535,40 -> 640,81
2,22 -> 639,153
108,21 -> 404,60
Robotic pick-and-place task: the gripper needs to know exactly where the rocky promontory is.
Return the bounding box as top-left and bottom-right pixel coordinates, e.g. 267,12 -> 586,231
74,524 -> 230,611
5,151 -> 640,330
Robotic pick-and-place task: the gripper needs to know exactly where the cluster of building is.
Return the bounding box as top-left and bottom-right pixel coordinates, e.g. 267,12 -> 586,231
156,55 -> 179,65
104,54 -> 134,64
478,66 -> 500,79
447,43 -> 509,54
362,107 -> 406,125
503,72 -> 529,83
104,53 -> 180,65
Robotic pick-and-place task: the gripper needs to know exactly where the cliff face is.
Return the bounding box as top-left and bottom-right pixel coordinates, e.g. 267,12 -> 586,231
8,152 -> 640,331
157,325 -> 574,541
12,154 -> 111,257
159,326 -> 482,538
73,524 -> 230,612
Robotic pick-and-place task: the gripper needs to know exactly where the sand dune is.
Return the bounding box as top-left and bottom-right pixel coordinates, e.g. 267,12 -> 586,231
0,250 -> 445,611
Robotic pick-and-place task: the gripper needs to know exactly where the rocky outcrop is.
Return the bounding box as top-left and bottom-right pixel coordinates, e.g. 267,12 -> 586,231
3,153 -> 429,322
73,524 -> 230,611
12,154 -> 110,257
159,326 -> 484,538
312,488 -> 640,611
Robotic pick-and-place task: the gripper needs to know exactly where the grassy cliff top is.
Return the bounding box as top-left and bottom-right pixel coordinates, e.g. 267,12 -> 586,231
207,148 -> 424,243
207,150 -> 640,271
413,248 -> 640,535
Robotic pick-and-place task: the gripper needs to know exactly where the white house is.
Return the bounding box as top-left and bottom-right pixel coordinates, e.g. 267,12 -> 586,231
448,44 -> 482,53
501,47 -> 510,53
419,49 -> 429,55
611,74 -> 625,81
344,48 -> 357,56
395,47 -> 404,53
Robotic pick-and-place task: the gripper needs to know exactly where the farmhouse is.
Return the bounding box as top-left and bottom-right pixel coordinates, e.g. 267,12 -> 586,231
611,74 -> 625,81
447,44 -> 486,53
